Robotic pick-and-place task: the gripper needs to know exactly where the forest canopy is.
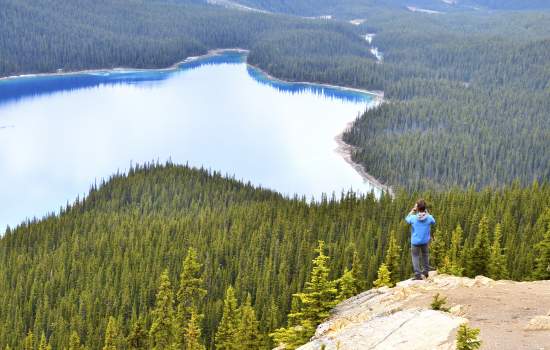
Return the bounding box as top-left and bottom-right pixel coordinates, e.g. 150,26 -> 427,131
0,163 -> 549,348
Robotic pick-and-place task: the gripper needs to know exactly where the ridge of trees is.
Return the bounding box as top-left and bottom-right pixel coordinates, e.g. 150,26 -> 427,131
1,163 -> 549,348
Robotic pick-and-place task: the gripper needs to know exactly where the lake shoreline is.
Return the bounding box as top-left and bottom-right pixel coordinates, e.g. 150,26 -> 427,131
334,102 -> 394,197
1,48 -> 391,195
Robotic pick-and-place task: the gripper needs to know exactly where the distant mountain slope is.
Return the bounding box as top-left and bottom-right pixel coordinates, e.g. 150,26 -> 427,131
229,0 -> 550,16
0,0 -> 372,77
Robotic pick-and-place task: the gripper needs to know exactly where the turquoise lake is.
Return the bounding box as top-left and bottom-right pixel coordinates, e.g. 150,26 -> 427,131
0,51 -> 377,231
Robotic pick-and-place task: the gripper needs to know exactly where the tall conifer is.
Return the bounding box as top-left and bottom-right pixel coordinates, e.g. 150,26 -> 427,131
236,294 -> 262,349
440,225 -> 464,276
336,268 -> 358,302
22,331 -> 34,350
127,318 -> 148,349
184,310 -> 206,350
384,231 -> 401,284
68,332 -> 82,350
150,269 -> 176,350
533,227 -> 550,280
175,248 -> 207,348
488,224 -> 508,280
103,317 -> 122,350
215,286 -> 240,350
469,216 -> 491,276
350,250 -> 366,291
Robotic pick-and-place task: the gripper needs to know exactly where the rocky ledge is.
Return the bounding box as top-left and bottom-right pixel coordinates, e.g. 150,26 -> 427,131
298,273 -> 550,350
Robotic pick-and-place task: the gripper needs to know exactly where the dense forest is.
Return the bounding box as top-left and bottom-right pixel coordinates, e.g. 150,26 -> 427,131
2,0 -> 550,348
0,0 -> 371,77
1,163 -> 549,348
2,0 -> 550,190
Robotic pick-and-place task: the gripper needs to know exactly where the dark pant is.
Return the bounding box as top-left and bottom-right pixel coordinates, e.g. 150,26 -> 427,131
411,244 -> 430,276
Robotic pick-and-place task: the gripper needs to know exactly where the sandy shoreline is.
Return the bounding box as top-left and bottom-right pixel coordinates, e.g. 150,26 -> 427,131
334,102 -> 393,196
1,48 -> 391,195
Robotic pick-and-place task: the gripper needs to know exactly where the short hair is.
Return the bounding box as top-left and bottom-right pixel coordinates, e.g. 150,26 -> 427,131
416,199 -> 427,212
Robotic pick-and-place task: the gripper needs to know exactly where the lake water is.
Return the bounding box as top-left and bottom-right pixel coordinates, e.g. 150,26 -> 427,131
0,51 -> 377,231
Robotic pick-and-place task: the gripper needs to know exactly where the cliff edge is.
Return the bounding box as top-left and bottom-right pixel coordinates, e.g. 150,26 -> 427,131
298,273 -> 550,350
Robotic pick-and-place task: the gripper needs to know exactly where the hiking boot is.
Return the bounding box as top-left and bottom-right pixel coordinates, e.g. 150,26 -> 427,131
413,274 -> 423,280
423,271 -> 429,278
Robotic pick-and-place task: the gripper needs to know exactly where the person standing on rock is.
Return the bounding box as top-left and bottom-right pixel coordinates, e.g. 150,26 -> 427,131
406,199 -> 436,280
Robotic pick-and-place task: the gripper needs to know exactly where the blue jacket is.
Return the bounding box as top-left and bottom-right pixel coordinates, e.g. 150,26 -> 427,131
406,212 -> 436,245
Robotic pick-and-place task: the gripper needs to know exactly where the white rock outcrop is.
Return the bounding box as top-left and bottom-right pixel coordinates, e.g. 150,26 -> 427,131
296,273 -> 550,350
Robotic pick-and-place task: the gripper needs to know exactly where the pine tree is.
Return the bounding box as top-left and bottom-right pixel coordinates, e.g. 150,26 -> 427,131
175,248 -> 207,348
68,332 -> 83,350
488,224 -> 509,280
350,250 -> 366,291
38,332 -> 51,350
292,241 -> 338,326
336,268 -> 357,302
215,286 -> 240,350
127,318 -> 148,349
270,241 -> 338,350
384,231 -> 402,284
440,225 -> 464,276
103,316 -> 122,350
533,227 -> 550,280
430,229 -> 446,269
469,216 -> 491,277
184,310 -> 206,350
236,294 -> 262,349
456,323 -> 482,350
150,269 -> 176,350
22,331 -> 34,350
373,263 -> 393,288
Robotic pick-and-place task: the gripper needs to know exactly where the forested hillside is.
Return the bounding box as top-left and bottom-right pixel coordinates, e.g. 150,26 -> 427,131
0,0 -> 370,77
2,0 -> 550,190
1,163 -> 549,348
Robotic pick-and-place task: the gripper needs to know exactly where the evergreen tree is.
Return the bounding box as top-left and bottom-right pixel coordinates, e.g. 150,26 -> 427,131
270,297 -> 307,349
440,225 -> 464,276
430,229 -> 446,269
488,224 -> 509,280
350,250 -> 366,291
373,263 -> 393,288
184,310 -> 206,350
456,323 -> 482,350
236,294 -> 262,349
215,286 -> 240,350
103,316 -> 122,350
468,216 -> 491,277
127,318 -> 148,350
533,227 -> 550,280
336,268 -> 357,302
38,332 -> 51,350
150,269 -> 176,350
175,248 -> 207,348
292,241 -> 338,326
22,331 -> 34,350
384,231 -> 402,284
68,332 -> 83,350
270,241 -> 338,349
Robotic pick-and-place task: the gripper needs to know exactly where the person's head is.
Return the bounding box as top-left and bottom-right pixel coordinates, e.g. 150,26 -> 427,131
416,199 -> 427,212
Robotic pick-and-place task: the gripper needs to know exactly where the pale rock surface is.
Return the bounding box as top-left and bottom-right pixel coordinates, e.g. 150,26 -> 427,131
295,273 -> 550,350
525,316 -> 550,331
